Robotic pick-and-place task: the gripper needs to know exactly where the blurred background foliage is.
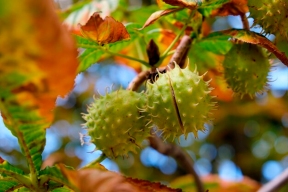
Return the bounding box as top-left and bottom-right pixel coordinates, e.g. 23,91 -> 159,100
0,0 -> 288,191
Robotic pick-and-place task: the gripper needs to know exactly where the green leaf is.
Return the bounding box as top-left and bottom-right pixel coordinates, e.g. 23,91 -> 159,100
198,0 -> 229,17
78,49 -> 104,72
75,35 -> 99,49
39,166 -> 76,191
0,180 -> 21,192
196,34 -> 233,54
52,187 -> 71,192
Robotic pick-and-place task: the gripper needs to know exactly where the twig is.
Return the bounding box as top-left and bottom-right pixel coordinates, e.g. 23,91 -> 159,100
127,70 -> 150,91
167,35 -> 192,70
258,167 -> 288,192
240,13 -> 250,30
149,136 -> 204,192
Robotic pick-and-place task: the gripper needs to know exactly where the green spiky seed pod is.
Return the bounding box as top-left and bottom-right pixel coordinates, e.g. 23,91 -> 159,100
248,0 -> 288,40
83,90 -> 150,158
145,65 -> 216,141
223,44 -> 270,97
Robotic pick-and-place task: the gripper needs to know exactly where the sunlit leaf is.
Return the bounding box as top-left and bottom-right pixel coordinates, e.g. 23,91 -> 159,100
39,165 -> 76,191
140,8 -> 184,29
198,0 -> 230,16
0,0 -> 78,175
211,0 -> 248,16
59,165 -> 139,192
170,174 -> 260,192
78,49 -> 104,72
79,12 -> 130,45
195,34 -> 233,54
213,29 -> 288,66
0,180 -> 20,192
162,0 -> 198,9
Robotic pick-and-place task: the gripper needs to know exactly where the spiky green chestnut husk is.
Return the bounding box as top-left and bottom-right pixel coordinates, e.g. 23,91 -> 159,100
248,0 -> 288,39
83,90 -> 150,158
145,65 -> 216,141
223,44 -> 270,97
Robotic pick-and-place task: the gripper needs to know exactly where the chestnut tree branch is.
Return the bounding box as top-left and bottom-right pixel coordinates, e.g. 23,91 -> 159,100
167,35 -> 192,70
149,136 -> 204,192
258,167 -> 288,192
240,13 -> 250,30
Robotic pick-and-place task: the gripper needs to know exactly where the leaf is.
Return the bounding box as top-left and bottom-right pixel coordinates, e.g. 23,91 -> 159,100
59,165 -> 139,192
195,34 -> 233,55
39,165 -> 76,191
0,180 -> 20,192
0,0 -> 78,175
170,174 -> 260,192
78,49 -> 104,72
197,0 -> 230,17
59,165 -> 182,192
211,0 -> 248,16
215,29 -> 288,66
140,8 -> 184,29
79,12 -> 130,45
162,0 -> 198,9
63,0 -> 119,35
75,35 -> 100,48
0,161 -> 30,191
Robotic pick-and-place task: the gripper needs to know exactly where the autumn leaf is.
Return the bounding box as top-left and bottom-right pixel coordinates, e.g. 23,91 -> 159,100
140,8 -> 184,29
0,0 -> 78,173
215,29 -> 288,66
162,0 -> 198,9
211,0 -> 248,16
79,12 -> 130,45
170,174 -> 260,192
59,165 -> 139,192
59,164 -> 182,192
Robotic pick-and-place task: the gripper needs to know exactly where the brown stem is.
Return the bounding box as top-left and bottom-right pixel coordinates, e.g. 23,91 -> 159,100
240,13 -> 249,30
258,167 -> 288,192
149,136 -> 204,192
167,35 -> 192,70
127,70 -> 151,91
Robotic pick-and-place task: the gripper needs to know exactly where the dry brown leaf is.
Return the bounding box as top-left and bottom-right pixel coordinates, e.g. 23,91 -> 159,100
59,164 -> 182,192
211,0 -> 248,16
79,12 -> 130,45
162,0 -> 197,9
59,164 -> 139,192
126,177 -> 182,192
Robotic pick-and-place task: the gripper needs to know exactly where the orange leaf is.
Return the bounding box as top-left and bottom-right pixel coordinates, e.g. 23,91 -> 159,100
59,164 -> 182,192
59,164 -> 139,192
211,0 -> 248,16
0,0 -> 78,126
79,12 -> 130,45
162,0 -> 198,9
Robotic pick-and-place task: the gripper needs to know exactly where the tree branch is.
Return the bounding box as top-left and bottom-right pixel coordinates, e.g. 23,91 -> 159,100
258,167 -> 288,192
127,70 -> 150,91
149,136 -> 204,192
167,35 -> 192,70
240,13 -> 249,30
